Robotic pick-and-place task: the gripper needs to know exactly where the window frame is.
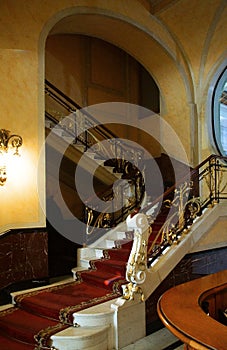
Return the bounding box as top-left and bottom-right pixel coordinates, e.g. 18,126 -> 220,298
212,66 -> 227,156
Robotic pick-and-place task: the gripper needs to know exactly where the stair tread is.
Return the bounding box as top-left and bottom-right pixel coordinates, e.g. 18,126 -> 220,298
14,280 -> 120,322
0,307 -> 67,346
0,334 -> 35,350
80,268 -> 124,279
52,324 -> 109,338
94,258 -> 127,268
80,269 -> 126,290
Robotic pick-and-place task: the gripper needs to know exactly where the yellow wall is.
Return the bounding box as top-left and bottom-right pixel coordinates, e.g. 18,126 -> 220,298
192,216 -> 227,252
0,0 -> 226,232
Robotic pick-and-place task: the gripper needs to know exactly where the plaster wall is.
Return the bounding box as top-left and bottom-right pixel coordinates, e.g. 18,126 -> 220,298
0,0 -> 226,231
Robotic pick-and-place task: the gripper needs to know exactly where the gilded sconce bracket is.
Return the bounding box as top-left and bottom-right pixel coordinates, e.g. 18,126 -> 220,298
0,128 -> 23,186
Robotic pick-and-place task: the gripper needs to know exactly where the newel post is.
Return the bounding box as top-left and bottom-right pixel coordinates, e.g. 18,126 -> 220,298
122,211 -> 150,301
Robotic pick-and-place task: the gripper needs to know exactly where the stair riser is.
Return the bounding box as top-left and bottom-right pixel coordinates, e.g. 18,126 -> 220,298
52,338 -> 109,350
74,312 -> 114,328
52,328 -> 109,350
93,261 -> 126,275
80,273 -> 124,290
107,249 -> 130,261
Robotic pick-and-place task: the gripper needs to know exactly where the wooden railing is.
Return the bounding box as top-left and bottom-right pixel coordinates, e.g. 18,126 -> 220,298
157,269 -> 227,350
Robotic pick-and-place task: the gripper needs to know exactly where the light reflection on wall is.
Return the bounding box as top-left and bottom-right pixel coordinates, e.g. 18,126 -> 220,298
6,149 -> 34,189
0,147 -> 39,233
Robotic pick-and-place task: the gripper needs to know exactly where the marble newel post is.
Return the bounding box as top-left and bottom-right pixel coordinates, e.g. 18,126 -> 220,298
123,211 -> 149,300
111,211 -> 149,349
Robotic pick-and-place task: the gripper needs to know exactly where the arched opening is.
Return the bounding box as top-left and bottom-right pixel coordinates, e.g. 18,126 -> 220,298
44,30 -> 160,277
45,34 -> 160,112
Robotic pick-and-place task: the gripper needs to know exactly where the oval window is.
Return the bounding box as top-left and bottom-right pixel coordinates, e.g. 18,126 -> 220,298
213,67 -> 227,156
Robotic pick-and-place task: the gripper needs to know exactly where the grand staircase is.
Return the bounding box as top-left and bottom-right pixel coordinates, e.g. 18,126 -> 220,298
0,82 -> 226,349
0,198 -> 226,349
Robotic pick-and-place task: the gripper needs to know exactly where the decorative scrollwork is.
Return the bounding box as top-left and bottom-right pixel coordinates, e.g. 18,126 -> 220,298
0,129 -> 23,155
148,182 -> 202,256
184,196 -> 201,226
86,207 -> 112,235
122,212 -> 149,301
122,282 -> 144,301
125,229 -> 147,285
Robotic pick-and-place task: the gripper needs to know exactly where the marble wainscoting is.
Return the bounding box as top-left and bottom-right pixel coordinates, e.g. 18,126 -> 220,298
0,229 -> 48,304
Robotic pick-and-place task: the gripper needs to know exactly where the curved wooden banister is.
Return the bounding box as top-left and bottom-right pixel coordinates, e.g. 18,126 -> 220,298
157,270 -> 227,350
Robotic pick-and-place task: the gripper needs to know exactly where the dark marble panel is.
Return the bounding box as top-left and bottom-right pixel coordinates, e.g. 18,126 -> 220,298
191,248 -> 227,275
0,230 -> 48,290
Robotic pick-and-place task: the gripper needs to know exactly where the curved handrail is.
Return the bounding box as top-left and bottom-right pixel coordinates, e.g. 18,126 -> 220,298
157,270 -> 227,350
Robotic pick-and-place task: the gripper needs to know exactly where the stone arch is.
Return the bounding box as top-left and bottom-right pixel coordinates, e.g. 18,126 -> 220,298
39,4 -> 193,109
38,2 -> 195,171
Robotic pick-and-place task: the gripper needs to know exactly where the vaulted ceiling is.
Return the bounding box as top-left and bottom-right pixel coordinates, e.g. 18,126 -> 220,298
138,0 -> 180,13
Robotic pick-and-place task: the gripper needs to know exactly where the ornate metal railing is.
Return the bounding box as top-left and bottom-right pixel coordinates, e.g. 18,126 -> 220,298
122,154 -> 227,300
45,80 -> 146,243
84,168 -> 145,240
146,154 -> 227,263
45,80 -> 144,164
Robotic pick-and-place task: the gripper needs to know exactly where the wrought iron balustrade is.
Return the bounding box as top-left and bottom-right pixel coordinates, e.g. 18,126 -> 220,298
45,80 -> 146,243
121,154 -> 227,301
141,154 -> 227,265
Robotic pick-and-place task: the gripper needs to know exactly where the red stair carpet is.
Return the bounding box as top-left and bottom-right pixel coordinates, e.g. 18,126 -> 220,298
0,209 -> 167,350
0,239 -> 132,349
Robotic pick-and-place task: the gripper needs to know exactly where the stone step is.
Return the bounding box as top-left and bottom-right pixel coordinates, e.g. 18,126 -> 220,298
108,230 -> 127,241
72,247 -> 106,272
73,300 -> 115,327
104,239 -> 117,249
71,266 -> 89,279
51,325 -> 110,350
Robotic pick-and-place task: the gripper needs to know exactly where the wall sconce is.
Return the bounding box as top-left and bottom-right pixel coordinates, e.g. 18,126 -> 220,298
0,129 -> 23,186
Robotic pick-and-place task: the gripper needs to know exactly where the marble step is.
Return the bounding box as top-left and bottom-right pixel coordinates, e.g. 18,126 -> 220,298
105,239 -> 118,249
107,230 -> 127,241
71,266 -> 89,279
83,231 -> 128,250
73,299 -> 115,327
51,325 -> 110,350
72,248 -> 105,272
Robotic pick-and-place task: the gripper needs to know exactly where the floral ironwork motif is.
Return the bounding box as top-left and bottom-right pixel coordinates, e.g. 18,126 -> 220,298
148,182 -> 201,255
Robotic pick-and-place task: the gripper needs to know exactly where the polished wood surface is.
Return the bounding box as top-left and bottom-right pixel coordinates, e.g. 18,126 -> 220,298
157,270 -> 227,350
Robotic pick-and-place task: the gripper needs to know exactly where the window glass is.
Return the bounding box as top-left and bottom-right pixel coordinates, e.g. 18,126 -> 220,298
213,68 -> 227,156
